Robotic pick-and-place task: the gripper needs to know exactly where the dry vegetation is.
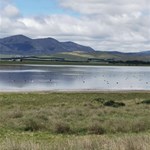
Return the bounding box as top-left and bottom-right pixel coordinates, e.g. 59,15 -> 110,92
0,92 -> 150,149
1,134 -> 150,150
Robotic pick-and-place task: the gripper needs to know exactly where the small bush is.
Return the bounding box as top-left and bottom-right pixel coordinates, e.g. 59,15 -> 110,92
94,98 -> 105,103
9,110 -> 23,118
131,119 -> 150,133
103,100 -> 125,108
54,122 -> 71,134
141,99 -> 150,104
88,123 -> 106,135
24,118 -> 46,131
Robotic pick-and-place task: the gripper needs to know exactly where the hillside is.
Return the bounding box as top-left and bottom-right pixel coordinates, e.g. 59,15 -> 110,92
51,51 -> 150,62
0,35 -> 94,55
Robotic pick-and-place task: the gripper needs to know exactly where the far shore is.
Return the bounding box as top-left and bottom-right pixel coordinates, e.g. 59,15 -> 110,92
1,61 -> 150,66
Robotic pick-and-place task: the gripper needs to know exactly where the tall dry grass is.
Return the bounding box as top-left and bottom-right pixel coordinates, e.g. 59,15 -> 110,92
0,135 -> 150,150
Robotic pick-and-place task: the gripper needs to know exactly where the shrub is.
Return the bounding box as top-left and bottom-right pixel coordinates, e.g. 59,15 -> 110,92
53,122 -> 71,134
9,110 -> 23,118
24,118 -> 46,131
141,99 -> 150,104
88,123 -> 106,135
94,98 -> 105,103
131,119 -> 150,133
103,100 -> 125,108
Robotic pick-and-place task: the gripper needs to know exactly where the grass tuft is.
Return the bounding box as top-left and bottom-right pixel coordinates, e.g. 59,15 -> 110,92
53,122 -> 71,134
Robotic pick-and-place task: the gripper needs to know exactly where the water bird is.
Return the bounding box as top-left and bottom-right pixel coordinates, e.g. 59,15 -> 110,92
11,79 -> 15,82
83,80 -> 85,83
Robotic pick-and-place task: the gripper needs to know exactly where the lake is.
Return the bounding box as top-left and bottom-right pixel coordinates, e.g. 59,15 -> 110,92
0,65 -> 150,92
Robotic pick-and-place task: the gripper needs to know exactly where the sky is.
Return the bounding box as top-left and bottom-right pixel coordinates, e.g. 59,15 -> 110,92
0,0 -> 150,52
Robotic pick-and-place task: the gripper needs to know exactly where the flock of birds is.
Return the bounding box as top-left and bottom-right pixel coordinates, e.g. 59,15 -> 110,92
6,72 -> 149,89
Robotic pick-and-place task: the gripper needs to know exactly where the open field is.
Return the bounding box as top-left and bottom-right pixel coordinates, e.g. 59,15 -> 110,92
0,60 -> 111,66
0,92 -> 150,149
1,60 -> 150,66
1,51 -> 150,66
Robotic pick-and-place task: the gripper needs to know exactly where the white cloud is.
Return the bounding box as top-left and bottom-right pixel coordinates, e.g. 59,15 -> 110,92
0,0 -> 150,52
1,5 -> 20,17
59,0 -> 149,15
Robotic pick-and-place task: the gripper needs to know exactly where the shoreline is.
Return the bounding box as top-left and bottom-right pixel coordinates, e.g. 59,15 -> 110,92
1,63 -> 150,68
1,61 -> 150,67
0,89 -> 150,94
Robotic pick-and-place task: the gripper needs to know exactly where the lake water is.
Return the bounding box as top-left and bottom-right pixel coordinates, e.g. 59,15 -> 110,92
0,65 -> 150,92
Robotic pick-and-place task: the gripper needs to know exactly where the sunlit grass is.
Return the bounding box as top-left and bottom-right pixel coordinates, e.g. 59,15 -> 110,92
0,92 -> 150,149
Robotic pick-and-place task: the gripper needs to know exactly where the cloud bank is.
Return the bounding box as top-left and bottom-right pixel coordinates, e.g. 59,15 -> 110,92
0,0 -> 150,52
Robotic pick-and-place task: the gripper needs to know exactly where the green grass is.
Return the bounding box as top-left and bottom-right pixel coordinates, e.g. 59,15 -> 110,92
1,60 -> 150,66
0,60 -> 110,66
0,92 -> 150,149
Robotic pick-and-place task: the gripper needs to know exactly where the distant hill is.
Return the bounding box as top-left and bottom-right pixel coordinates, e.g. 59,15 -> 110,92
138,51 -> 150,55
0,35 -> 94,55
51,51 -> 150,62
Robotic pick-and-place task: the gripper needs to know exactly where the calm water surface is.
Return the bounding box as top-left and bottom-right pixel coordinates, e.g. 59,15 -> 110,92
0,65 -> 150,92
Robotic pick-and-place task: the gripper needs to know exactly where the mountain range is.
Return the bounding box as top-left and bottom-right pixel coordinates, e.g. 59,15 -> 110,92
0,35 -> 150,62
0,35 -> 94,55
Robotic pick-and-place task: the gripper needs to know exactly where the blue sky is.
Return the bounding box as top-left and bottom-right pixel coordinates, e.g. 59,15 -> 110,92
13,0 -> 60,15
0,0 -> 150,52
12,0 -> 79,17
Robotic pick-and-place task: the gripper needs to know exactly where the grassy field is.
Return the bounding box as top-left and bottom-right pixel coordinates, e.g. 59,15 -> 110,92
0,60 -> 109,66
0,92 -> 150,149
1,60 -> 150,67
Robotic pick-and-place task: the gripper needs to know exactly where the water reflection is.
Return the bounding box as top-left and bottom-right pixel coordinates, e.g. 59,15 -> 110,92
0,65 -> 150,92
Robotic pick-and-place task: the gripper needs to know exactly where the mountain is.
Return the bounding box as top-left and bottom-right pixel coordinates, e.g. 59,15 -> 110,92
138,50 -> 150,55
0,35 -> 94,55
